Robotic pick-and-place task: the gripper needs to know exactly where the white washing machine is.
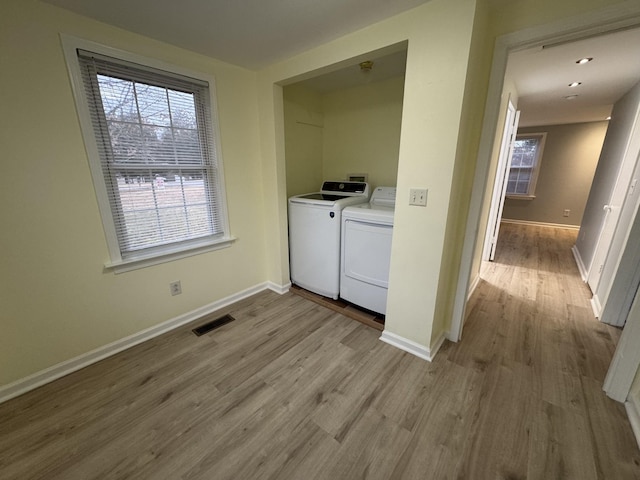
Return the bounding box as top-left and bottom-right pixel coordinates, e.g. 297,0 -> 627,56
340,186 -> 396,314
288,181 -> 370,299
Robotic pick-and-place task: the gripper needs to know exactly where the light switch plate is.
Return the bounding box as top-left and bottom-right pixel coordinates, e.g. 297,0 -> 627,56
409,188 -> 428,206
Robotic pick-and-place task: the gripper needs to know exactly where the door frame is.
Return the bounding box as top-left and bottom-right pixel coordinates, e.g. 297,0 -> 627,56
482,100 -> 519,262
449,3 -> 640,342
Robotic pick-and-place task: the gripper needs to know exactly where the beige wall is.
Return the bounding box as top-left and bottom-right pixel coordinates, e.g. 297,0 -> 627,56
283,85 -> 324,197
487,0 -> 630,36
322,76 -> 404,188
502,122 -> 608,226
1,0 -> 633,390
576,80 -> 640,270
259,0 -> 479,350
0,0 -> 267,386
284,76 -> 404,197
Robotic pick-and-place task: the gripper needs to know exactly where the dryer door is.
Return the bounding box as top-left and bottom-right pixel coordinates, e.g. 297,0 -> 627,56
342,219 -> 393,288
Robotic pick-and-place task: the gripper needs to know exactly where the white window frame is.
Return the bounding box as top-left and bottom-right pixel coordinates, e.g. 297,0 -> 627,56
61,35 -> 234,273
506,132 -> 547,200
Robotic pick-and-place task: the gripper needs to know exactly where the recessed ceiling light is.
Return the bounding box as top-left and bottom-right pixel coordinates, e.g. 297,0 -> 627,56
606,116 -> 612,120
569,82 -> 582,87
564,95 -> 579,100
576,57 -> 593,64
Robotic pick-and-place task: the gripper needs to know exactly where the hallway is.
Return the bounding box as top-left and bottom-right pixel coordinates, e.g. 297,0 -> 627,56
446,221 -> 639,478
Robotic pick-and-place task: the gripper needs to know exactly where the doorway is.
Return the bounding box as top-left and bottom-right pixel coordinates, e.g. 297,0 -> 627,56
450,5 -> 640,343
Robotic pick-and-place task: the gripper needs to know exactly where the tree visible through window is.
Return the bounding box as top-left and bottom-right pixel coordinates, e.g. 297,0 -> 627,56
74,49 -> 230,265
507,133 -> 546,197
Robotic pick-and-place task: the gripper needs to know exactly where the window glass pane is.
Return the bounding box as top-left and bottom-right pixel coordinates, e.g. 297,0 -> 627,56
123,210 -> 162,249
515,182 -> 528,194
141,125 -> 174,164
175,129 -> 202,164
187,205 -> 211,232
135,83 -> 171,127
108,121 -> 144,164
168,91 -> 197,129
97,75 -> 137,122
517,169 -> 532,185
183,175 -> 207,203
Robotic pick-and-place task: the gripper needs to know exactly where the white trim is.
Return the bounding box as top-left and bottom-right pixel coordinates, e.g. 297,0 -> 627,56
268,281 -> 292,295
591,295 -> 602,319
450,0 -> 640,345
500,218 -> 580,230
0,281 -> 290,404
572,245 -> 588,282
505,195 -> 536,200
109,237 -> 236,273
467,274 -> 481,302
604,288 -> 640,401
379,330 -> 445,362
625,400 -> 640,451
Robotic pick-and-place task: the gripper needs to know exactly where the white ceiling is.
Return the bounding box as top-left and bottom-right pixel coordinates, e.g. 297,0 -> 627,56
508,27 -> 640,127
43,0 -> 432,69
44,0 -> 640,126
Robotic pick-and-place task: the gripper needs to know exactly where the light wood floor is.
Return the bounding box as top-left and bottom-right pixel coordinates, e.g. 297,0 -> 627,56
2,223 -> 640,479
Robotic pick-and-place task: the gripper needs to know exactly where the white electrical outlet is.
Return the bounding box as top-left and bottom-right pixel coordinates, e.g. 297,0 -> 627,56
169,281 -> 182,296
409,188 -> 428,206
563,209 -> 570,217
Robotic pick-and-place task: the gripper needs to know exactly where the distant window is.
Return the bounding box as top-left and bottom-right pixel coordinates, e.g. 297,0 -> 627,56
63,38 -> 233,271
507,133 -> 546,197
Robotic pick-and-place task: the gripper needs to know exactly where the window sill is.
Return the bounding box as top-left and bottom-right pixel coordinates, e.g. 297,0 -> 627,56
105,236 -> 237,274
506,195 -> 536,201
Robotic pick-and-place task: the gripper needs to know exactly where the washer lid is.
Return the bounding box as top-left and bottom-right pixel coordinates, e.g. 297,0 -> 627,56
294,193 -> 347,201
289,180 -> 370,206
290,193 -> 371,208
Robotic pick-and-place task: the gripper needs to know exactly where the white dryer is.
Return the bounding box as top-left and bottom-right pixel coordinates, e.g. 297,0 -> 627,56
340,186 -> 396,315
288,181 -> 370,299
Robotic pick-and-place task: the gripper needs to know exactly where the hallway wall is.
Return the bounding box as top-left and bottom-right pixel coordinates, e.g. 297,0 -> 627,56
575,80 -> 640,270
502,121 -> 607,226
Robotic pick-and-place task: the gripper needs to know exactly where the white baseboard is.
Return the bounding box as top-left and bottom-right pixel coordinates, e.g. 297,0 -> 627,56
626,399 -> 640,451
501,218 -> 580,230
379,330 -> 445,362
591,294 -> 602,319
572,245 -> 588,282
267,281 -> 292,295
0,281 -> 290,405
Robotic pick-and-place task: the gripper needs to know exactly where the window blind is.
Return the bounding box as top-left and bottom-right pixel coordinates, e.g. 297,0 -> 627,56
77,50 -> 224,258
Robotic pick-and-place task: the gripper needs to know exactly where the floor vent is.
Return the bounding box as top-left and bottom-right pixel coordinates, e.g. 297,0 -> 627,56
192,314 -> 235,336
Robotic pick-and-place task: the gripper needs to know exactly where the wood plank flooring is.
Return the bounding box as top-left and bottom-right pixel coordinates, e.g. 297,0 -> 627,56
1,222 -> 639,479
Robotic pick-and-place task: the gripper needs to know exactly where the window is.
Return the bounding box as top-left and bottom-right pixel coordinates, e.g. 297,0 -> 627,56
63,38 -> 232,271
506,133 -> 546,198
